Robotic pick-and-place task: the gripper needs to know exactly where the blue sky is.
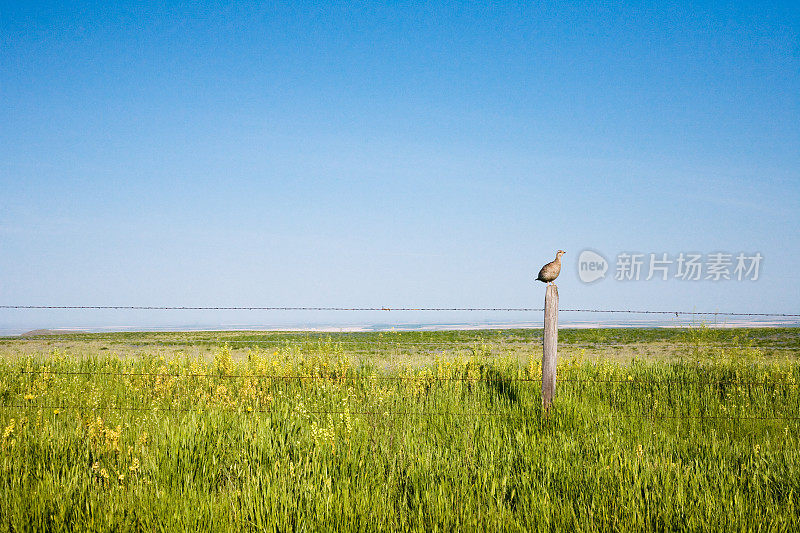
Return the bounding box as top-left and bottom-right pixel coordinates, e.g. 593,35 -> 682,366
1,1 -> 799,332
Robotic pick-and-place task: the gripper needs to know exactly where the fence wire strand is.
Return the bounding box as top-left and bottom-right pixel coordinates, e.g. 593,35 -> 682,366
2,305 -> 798,317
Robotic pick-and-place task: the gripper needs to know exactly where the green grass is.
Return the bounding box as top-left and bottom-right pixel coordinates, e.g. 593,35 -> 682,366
0,328 -> 799,531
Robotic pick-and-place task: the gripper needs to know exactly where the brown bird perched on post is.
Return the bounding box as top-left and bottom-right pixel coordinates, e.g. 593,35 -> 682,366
536,250 -> 566,285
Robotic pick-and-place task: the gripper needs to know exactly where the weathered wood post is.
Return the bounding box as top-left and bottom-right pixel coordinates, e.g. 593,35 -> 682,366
542,284 -> 558,413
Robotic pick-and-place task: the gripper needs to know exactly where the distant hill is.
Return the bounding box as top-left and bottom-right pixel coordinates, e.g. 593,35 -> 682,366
19,329 -> 87,337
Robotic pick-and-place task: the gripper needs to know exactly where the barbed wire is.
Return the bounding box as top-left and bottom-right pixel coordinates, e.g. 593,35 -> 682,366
2,305 -> 799,317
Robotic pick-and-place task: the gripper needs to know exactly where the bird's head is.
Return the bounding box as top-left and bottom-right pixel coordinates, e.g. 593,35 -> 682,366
556,250 -> 566,259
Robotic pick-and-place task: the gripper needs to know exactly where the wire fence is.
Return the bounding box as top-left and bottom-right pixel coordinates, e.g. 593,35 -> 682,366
2,304 -> 799,424
2,304 -> 799,317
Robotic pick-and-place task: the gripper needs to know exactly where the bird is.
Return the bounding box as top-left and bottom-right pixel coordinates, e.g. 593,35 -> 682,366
536,250 -> 566,285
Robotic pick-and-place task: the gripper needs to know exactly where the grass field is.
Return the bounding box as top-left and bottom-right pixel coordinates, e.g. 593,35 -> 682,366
1,327 -> 799,531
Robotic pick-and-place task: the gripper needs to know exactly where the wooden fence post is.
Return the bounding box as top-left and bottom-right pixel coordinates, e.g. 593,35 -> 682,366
542,284 -> 559,413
